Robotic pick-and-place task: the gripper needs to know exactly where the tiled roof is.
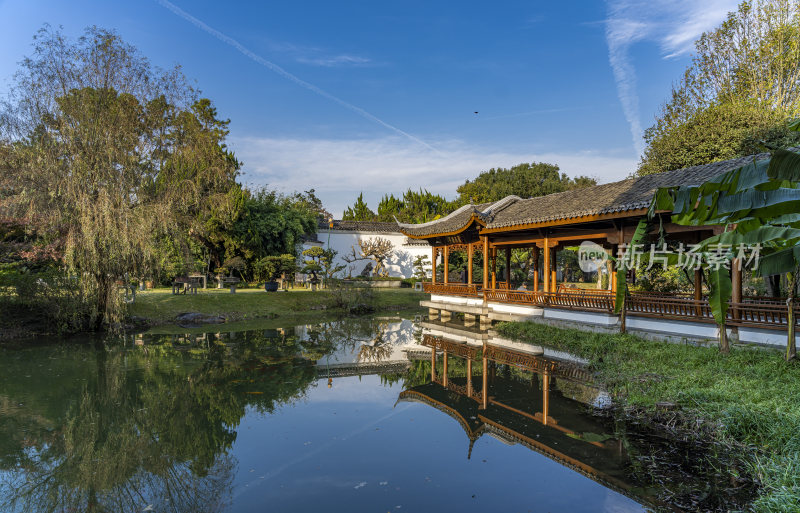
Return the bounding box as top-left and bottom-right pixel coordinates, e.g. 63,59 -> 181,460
319,220 -> 401,233
397,153 -> 769,237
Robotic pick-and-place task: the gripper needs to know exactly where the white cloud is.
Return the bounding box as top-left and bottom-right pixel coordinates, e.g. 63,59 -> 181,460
230,136 -> 638,217
605,0 -> 739,156
296,54 -> 372,67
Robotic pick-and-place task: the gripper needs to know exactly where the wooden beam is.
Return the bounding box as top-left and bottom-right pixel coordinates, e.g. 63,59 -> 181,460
467,243 -> 473,284
491,247 -> 497,288
505,247 -> 511,283
431,346 -> 436,381
481,354 -> 488,410
732,258 -> 742,321
543,237 -> 550,292
466,358 -> 473,397
443,245 -> 450,284
482,236 -> 489,290
431,247 -> 437,284
443,350 -> 448,386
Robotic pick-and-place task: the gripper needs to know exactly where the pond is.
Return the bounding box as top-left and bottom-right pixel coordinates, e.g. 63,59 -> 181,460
0,317 -> 755,512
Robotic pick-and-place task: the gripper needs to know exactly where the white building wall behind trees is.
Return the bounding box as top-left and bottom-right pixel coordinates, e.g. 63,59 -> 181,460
303,225 -> 430,278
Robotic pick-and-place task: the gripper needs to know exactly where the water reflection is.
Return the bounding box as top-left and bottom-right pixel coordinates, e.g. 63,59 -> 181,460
0,317 -> 754,512
400,327 -> 644,505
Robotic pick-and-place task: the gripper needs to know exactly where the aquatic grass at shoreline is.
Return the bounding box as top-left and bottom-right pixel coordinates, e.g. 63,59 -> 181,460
495,321 -> 800,512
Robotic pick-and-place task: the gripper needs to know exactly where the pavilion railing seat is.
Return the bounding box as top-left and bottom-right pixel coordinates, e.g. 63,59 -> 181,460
423,282 -> 800,330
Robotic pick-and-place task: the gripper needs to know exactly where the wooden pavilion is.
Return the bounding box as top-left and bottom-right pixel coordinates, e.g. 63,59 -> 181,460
396,152 -> 797,345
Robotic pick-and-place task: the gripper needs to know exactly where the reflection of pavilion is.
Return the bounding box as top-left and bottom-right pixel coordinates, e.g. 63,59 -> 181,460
398,327 -> 656,508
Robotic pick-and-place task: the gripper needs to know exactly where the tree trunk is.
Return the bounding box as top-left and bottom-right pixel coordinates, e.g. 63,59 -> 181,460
719,323 -> 730,354
787,270 -> 797,361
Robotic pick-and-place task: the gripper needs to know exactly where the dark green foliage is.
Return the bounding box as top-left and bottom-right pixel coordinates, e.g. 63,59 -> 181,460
455,162 -> 596,204
638,0 -> 800,176
342,192 -> 375,221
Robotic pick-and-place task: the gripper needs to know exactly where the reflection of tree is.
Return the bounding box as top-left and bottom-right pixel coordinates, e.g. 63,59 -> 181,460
0,325 -> 337,513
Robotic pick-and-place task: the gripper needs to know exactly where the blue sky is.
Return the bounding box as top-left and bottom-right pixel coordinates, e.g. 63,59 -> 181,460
0,0 -> 740,216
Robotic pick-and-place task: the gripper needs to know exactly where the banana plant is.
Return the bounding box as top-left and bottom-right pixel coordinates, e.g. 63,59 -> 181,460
648,141 -> 800,358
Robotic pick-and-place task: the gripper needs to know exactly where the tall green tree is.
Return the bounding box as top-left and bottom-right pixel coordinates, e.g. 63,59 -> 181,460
639,0 -> 800,175
0,26 -> 239,328
455,163 -> 596,204
342,192 -> 376,221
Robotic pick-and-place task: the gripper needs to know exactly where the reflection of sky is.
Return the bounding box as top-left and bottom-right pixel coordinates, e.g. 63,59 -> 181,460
229,375 -> 645,513
308,319 -> 426,367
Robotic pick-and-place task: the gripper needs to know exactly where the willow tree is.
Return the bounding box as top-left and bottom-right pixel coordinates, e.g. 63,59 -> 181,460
0,26 -> 238,328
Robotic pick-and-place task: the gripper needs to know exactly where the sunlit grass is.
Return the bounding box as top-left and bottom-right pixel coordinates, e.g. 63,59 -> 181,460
130,287 -> 424,324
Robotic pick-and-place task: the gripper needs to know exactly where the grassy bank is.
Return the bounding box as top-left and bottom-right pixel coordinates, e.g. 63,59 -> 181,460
496,321 -> 800,511
129,287 -> 424,325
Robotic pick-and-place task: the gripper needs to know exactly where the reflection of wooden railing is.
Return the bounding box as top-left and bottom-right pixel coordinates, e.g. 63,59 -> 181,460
422,282 -> 481,297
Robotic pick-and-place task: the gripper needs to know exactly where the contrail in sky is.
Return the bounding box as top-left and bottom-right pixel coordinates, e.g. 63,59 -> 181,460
156,0 -> 441,154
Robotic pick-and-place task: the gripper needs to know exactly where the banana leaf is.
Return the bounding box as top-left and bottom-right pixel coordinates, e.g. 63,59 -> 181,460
695,226 -> 800,250
767,148 -> 800,182
756,246 -> 800,277
708,264 -> 732,325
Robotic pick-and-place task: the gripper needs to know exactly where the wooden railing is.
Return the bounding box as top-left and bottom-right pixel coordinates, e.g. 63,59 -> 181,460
425,282 -> 800,330
422,282 -> 481,297
626,295 -> 714,321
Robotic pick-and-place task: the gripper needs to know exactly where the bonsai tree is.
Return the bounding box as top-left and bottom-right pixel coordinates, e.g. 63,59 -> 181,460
302,247 -> 344,288
358,237 -> 394,277
412,255 -> 430,281
255,254 -> 297,290
254,256 -> 283,283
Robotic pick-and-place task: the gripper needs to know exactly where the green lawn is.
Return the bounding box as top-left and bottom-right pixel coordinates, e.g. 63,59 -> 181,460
130,287 -> 424,324
496,321 -> 800,511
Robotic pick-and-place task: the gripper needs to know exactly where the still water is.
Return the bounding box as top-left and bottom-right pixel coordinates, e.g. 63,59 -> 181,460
0,317 -> 753,512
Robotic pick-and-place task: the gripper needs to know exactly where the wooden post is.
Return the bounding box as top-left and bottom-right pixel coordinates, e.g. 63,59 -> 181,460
431,247 -> 437,284
543,239 -> 550,293
532,245 -> 540,291
505,248 -> 511,284
694,269 -> 703,317
443,245 -> 449,284
430,345 -> 436,381
550,246 -> 557,293
481,354 -> 488,410
482,237 -> 489,290
466,358 -> 473,397
467,243 -> 474,284
442,350 -> 448,387
731,258 -> 742,321
542,370 -> 550,426
610,244 -> 618,294
491,247 -> 497,288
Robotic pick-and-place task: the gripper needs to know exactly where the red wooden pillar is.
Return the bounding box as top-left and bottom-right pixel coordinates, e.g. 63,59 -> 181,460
467,243 -> 474,284
505,248 -> 511,283
482,237 -> 489,290
443,245 -> 450,284
543,239 -> 550,293
431,247 -> 437,284
731,258 -> 742,321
